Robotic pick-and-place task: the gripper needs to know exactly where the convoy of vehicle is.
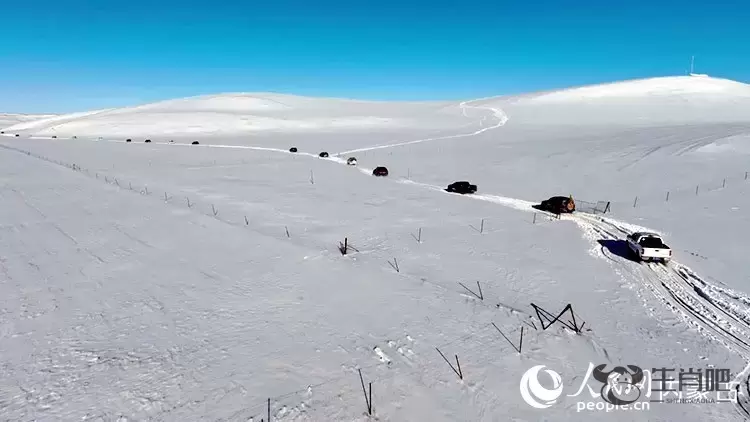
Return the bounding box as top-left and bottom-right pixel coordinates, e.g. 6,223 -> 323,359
0,132 -> 673,265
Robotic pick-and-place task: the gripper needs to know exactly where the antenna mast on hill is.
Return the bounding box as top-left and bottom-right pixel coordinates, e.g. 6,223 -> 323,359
688,55 -> 708,77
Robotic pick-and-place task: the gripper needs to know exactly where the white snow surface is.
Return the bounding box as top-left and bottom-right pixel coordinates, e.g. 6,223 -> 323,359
0,113 -> 57,130
2,75 -> 750,421
1,93 -> 471,138
488,76 -> 750,126
528,75 -> 750,101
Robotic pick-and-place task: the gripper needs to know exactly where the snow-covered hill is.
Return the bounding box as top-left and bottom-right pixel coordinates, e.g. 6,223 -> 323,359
482,75 -> 750,126
528,75 -> 750,100
1,75 -> 750,421
0,112 -> 57,129
0,93 -> 472,139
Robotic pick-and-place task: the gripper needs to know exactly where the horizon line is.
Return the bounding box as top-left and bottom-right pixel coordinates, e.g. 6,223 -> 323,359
4,73 -> 746,116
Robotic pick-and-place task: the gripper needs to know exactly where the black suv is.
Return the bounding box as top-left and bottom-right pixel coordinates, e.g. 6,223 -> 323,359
445,181 -> 477,194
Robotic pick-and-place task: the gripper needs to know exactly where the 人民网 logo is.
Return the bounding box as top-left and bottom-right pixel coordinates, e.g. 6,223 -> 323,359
520,365 -> 564,409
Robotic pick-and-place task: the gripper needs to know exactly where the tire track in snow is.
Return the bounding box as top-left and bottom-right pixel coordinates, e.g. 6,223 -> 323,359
13,133 -> 750,358
24,97 -> 508,158
14,131 -> 749,365
15,134 -> 322,158
576,213 -> 750,350
134,98 -> 508,156
11,102 -> 750,417
572,213 -> 750,418
347,150 -> 750,412
335,99 -> 509,155
349,174 -> 750,418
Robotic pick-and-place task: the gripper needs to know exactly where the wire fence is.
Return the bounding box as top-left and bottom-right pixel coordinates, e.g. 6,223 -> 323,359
0,142 -> 601,420
3,140 -> 748,419
575,199 -> 611,215
604,171 -> 749,213
547,170 -> 749,217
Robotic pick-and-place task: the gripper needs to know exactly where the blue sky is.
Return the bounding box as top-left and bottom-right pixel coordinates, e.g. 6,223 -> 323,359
1,0 -> 748,113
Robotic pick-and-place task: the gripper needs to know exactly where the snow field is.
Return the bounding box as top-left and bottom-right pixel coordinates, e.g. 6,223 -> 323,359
2,75 -> 750,420
0,133 -> 742,421
0,141 -> 631,421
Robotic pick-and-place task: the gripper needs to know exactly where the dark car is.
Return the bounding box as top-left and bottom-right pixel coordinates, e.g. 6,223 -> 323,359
319,151 -> 329,158
446,181 -> 477,194
192,141 -> 200,145
372,166 -> 389,177
537,196 -> 576,214
126,138 -> 132,142
145,139 -> 151,143
14,134 -> 20,137
289,147 -> 298,153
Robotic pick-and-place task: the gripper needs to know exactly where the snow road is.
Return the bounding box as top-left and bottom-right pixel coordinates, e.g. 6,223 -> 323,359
335,98 -> 509,155
2,97 -> 508,158
390,165 -> 750,414
2,76 -> 750,421
1,136 -> 645,422
337,143 -> 750,419
5,132 -> 747,419
15,125 -> 749,415
572,213 -> 750,418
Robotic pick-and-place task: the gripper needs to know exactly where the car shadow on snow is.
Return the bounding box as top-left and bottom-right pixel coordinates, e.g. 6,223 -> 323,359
597,239 -> 637,262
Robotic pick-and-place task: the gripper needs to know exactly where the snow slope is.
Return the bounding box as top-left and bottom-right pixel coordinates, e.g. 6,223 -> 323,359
0,93 -> 475,143
486,75 -> 750,126
0,113 -> 57,130
1,75 -> 750,421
